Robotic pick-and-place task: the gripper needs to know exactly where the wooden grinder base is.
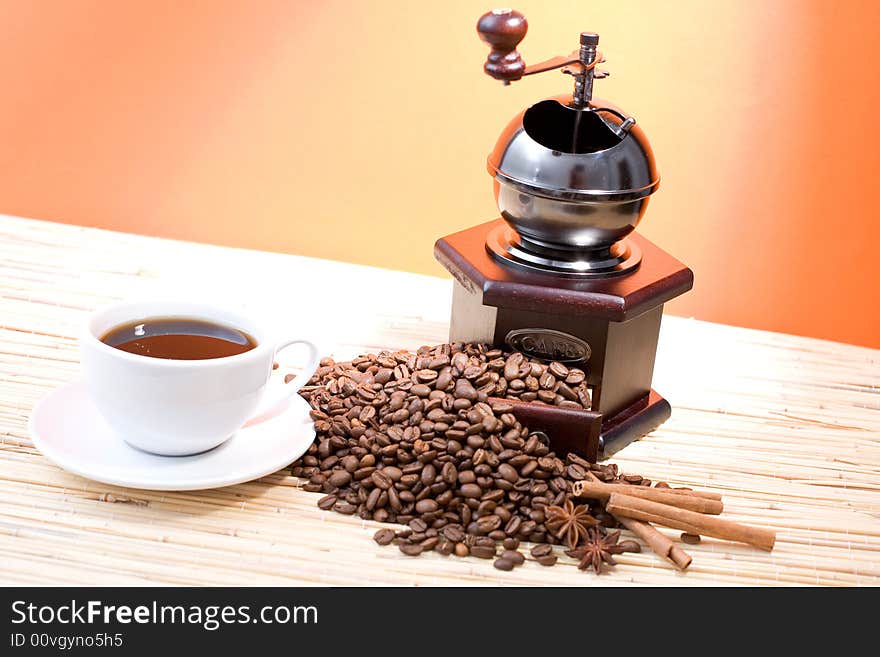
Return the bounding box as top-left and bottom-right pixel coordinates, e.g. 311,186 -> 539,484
435,219 -> 693,461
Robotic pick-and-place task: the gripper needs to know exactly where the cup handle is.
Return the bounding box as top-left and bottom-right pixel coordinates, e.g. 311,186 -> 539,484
243,338 -> 321,427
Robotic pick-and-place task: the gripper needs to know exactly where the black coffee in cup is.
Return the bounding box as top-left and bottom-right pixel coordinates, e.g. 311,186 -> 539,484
100,317 -> 256,360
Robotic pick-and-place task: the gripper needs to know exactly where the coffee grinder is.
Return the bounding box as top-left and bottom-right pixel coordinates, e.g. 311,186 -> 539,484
434,9 -> 693,461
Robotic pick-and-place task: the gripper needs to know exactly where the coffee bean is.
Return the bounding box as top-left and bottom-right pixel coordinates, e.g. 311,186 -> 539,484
416,499 -> 439,514
454,379 -> 478,401
357,386 -> 377,401
681,533 -> 701,544
536,554 -> 557,566
502,537 -> 520,551
538,372 -> 556,390
333,501 -> 357,515
354,466 -> 376,481
455,469 -> 475,485
454,543 -> 469,557
387,486 -> 402,511
533,390 -> 553,405
410,383 -> 431,397
373,528 -> 395,546
364,487 -> 382,511
328,471 -> 352,488
371,470 -> 392,490
577,387 -> 591,408
435,370 -> 453,391
419,463 -> 436,486
498,463 -> 518,483
340,454 -> 359,472
565,369 -> 586,385
476,499 -> 496,516
418,450 -> 438,464
459,483 -> 482,498
441,462 -> 458,485
530,544 -> 553,558
399,543 -> 423,556
420,536 -> 440,551
416,369 -> 438,383
383,466 -> 403,481
566,463 -> 587,481
409,518 -> 428,534
518,520 -> 537,536
471,545 -> 497,559
317,494 -> 337,510
476,515 -> 502,534
502,550 -> 525,565
493,557 -> 515,571
618,540 -> 642,553
482,489 -> 504,503
556,383 -> 577,401
442,525 -> 465,543
548,362 -> 569,378
503,353 -> 523,380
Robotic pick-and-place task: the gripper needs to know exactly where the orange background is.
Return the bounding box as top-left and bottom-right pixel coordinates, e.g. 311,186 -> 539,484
1,0 -> 878,348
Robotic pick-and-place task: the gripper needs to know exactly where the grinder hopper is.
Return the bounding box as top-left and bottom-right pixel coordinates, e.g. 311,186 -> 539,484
479,9 -> 660,276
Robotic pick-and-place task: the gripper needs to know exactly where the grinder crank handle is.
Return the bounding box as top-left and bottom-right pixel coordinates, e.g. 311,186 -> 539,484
476,8 -> 529,83
477,8 -> 608,100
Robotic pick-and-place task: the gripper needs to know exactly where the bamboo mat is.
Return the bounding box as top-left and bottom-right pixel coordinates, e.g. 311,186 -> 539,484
0,214 -> 878,587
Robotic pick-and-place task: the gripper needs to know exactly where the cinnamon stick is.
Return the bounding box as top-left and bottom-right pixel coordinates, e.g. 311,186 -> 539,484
578,468 -> 722,501
606,493 -> 776,551
617,516 -> 692,571
572,480 -> 723,515
647,488 -> 722,501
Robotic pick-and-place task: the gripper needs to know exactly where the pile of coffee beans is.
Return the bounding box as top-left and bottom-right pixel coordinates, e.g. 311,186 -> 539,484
291,342 -> 653,572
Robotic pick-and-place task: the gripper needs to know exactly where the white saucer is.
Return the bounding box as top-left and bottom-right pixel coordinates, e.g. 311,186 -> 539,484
28,380 -> 315,491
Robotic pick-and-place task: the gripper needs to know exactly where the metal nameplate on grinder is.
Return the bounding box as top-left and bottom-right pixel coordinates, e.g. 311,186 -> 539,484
505,328 -> 591,364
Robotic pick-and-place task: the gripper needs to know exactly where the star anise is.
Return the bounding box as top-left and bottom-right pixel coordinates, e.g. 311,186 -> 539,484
565,528 -> 628,574
544,498 -> 598,549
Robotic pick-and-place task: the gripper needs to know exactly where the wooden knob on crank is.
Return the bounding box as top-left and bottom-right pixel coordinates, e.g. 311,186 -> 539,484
477,8 -> 528,82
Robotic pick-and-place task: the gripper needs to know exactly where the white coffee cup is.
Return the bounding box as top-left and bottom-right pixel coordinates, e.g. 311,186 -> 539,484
80,300 -> 320,456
